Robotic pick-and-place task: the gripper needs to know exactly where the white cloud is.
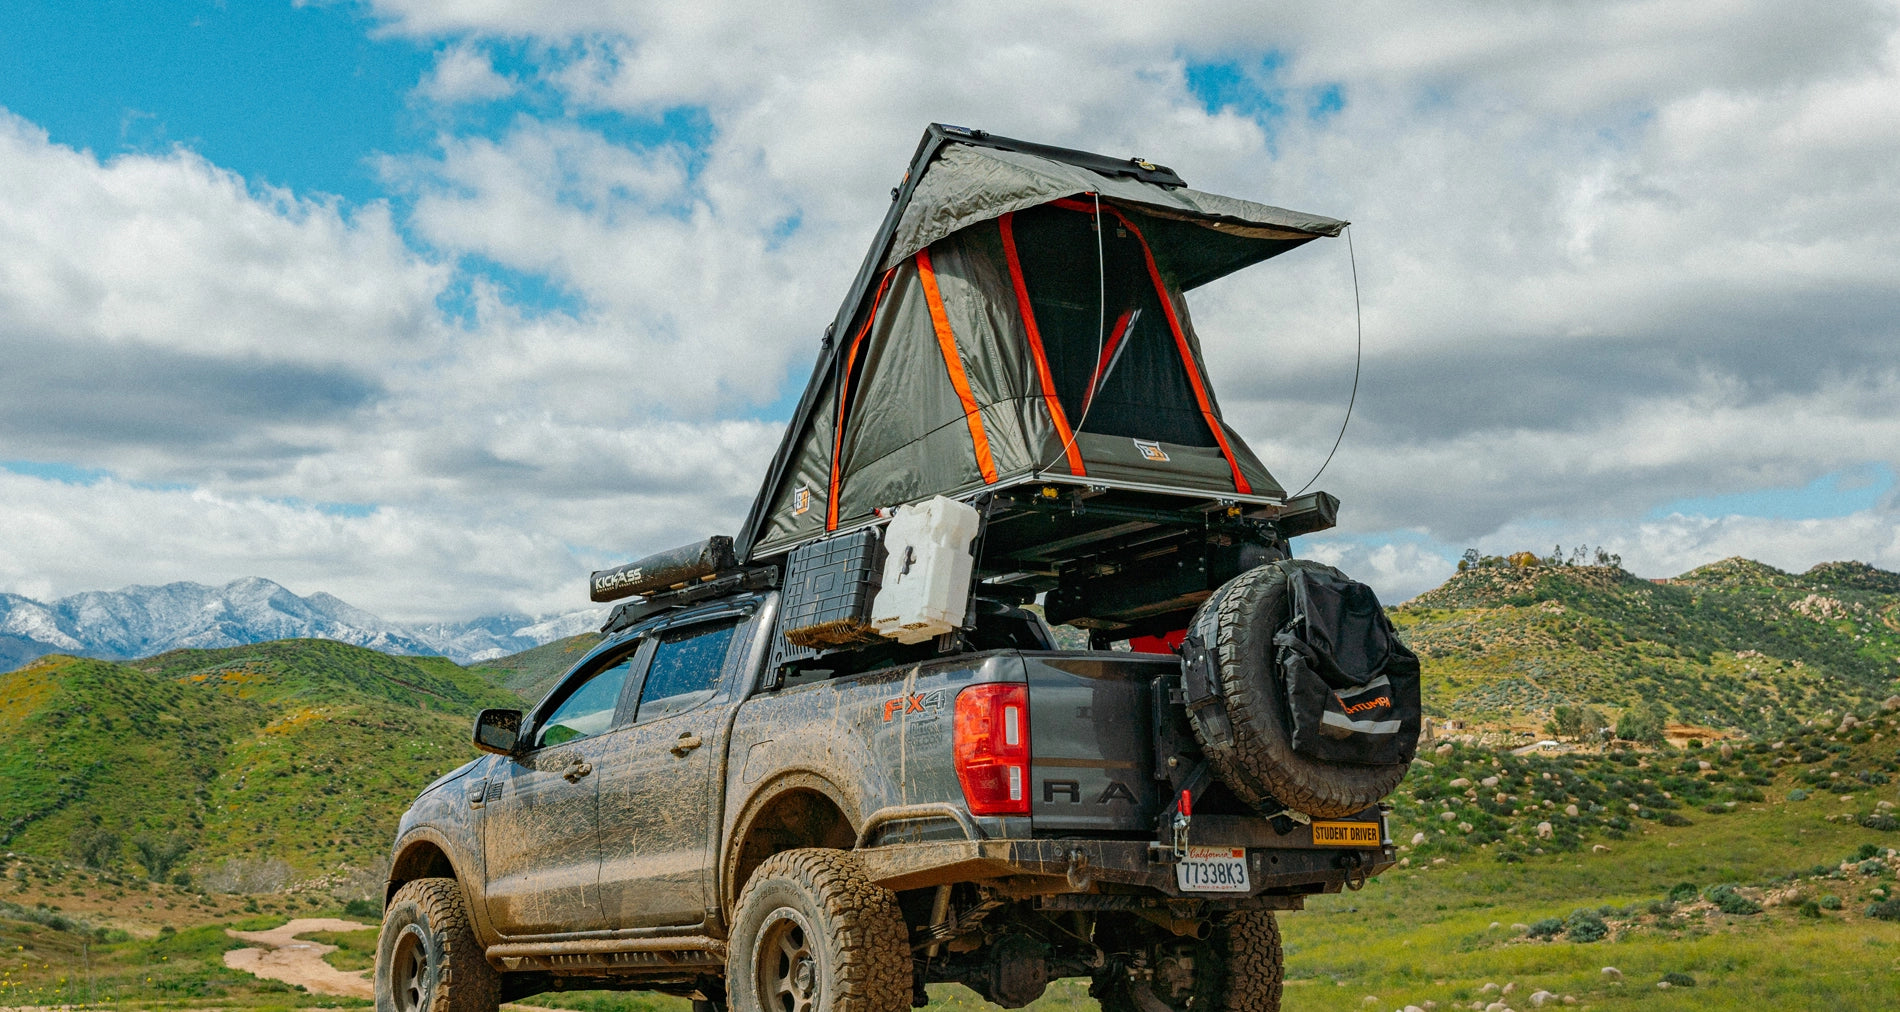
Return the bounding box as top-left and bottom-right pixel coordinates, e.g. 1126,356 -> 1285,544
0,472 -> 579,621
0,111 -> 445,366
7,1 -> 1900,622
415,43 -> 517,105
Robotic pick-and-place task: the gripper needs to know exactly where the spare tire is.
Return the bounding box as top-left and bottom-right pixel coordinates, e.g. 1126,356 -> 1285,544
1180,561 -> 1416,819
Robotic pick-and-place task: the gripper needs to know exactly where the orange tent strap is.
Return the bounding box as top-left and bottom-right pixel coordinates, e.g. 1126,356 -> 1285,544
999,213 -> 1084,476
917,248 -> 999,485
827,268 -> 895,529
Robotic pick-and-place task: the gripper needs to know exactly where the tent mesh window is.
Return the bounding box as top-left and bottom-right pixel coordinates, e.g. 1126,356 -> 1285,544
1005,204 -> 1216,448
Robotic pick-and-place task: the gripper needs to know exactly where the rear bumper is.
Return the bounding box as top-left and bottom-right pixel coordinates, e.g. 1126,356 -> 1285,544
854,812 -> 1394,904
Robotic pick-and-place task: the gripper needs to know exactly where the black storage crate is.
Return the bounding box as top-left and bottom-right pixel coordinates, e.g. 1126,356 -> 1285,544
771,529 -> 886,668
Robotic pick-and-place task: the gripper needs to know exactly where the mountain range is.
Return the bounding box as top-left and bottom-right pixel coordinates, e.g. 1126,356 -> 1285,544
0,577 -> 605,671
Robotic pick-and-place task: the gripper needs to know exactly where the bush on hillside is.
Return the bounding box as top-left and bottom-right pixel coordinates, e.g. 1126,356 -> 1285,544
1704,884 -> 1762,915
1617,701 -> 1669,745
1526,917 -> 1564,939
1566,908 -> 1609,942
1867,899 -> 1900,922
68,827 -> 121,869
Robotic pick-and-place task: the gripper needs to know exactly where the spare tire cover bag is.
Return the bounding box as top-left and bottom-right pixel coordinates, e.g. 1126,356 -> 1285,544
1180,560 -> 1419,819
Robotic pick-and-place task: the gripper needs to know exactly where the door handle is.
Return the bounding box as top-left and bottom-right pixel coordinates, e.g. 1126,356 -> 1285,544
670,733 -> 703,757
563,759 -> 593,783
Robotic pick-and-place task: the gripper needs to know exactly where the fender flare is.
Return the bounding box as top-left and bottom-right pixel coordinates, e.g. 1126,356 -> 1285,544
720,770 -> 861,916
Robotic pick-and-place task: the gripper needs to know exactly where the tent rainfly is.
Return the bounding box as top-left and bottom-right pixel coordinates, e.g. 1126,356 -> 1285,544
738,125 -> 1347,565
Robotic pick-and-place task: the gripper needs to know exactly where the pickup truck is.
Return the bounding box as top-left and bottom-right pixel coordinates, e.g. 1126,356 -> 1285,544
375,585 -> 1396,1012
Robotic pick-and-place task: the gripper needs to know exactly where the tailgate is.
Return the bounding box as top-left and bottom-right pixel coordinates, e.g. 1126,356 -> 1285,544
1024,652 -> 1177,835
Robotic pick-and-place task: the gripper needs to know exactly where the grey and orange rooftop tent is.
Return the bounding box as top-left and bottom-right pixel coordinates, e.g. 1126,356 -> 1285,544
738,125 -> 1347,631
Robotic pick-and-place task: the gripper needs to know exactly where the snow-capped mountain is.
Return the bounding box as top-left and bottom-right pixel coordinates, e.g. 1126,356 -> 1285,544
0,579 -> 606,670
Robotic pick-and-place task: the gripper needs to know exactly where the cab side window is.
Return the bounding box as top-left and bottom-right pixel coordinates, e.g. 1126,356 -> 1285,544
534,646 -> 640,749
635,621 -> 738,722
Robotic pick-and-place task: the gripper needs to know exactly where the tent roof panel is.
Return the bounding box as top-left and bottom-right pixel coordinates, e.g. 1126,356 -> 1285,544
885,143 -> 1347,275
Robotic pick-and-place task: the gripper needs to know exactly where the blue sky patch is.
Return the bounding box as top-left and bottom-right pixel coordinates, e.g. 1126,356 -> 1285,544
1183,54 -> 1345,130
1651,463 -> 1895,521
3,460 -> 112,485
0,0 -> 433,204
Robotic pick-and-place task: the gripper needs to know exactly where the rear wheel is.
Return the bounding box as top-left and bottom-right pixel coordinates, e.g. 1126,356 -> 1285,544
375,878 -> 499,1012
1089,911 -> 1282,1012
727,849 -> 911,1012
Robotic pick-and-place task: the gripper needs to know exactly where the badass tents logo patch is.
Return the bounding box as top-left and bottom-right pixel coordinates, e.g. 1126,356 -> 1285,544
792,487 -> 812,516
1134,439 -> 1170,462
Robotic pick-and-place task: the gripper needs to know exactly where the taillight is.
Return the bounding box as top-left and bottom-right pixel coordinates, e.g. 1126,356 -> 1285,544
954,682 -> 1031,816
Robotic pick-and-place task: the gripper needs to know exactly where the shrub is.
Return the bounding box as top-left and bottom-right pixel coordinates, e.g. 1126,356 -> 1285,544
1618,702 -> 1669,745
1526,917 -> 1565,939
1798,900 -> 1822,918
1668,882 -> 1701,903
1566,908 -> 1609,942
1705,884 -> 1762,915
1646,899 -> 1675,915
1867,899 -> 1900,922
1660,812 -> 1695,827
1820,894 -> 1843,910
1858,843 -> 1882,861
343,897 -> 381,919
1660,972 -> 1696,987
1787,789 -> 1810,801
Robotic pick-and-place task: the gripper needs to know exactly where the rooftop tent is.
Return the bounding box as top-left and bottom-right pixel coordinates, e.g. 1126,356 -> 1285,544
738,125 -> 1347,565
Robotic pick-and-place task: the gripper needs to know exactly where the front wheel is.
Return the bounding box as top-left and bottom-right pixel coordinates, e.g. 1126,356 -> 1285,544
375,878 -> 500,1012
727,849 -> 911,1012
1090,911 -> 1283,1012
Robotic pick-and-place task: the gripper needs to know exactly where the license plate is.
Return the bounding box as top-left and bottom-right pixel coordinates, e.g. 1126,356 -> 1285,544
1310,820 -> 1382,847
1175,846 -> 1251,893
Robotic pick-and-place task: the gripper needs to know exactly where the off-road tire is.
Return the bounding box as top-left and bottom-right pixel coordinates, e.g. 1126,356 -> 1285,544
1088,911 -> 1282,1012
1216,911 -> 1284,1011
375,877 -> 500,1012
1182,562 -> 1408,818
727,848 -> 911,1012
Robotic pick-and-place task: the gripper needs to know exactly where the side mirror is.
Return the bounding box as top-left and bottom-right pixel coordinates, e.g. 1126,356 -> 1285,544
472,708 -> 523,755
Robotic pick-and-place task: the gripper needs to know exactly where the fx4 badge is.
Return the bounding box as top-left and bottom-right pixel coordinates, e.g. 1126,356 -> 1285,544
882,688 -> 946,722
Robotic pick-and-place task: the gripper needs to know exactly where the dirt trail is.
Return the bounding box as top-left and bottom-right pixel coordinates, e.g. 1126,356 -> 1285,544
221,918 -> 564,1010
223,917 -> 375,999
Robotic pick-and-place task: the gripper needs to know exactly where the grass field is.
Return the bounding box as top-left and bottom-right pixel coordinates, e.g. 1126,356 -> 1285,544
6,711 -> 1896,1010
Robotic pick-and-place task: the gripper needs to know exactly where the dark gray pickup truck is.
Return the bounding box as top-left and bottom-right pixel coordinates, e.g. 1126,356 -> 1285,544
377,126 -> 1420,1012
377,585 -> 1396,1012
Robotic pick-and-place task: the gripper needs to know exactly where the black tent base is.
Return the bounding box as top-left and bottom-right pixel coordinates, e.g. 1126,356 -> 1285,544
968,479 -> 1337,638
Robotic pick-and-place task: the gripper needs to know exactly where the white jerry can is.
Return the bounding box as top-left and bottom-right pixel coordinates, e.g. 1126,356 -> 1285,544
870,496 -> 982,644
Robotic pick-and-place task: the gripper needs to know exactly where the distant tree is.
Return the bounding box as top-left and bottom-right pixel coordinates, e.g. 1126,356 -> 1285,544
1509,551 -> 1541,568
1578,706 -> 1610,738
69,828 -> 121,869
1545,705 -> 1582,739
132,834 -> 192,882
1617,701 -> 1669,745
1459,548 -> 1481,573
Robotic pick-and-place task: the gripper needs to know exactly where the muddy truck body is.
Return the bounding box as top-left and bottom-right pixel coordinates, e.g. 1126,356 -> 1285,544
378,126 -> 1420,1012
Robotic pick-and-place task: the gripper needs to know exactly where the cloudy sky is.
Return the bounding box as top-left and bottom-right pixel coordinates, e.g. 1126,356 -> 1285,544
2,1 -> 1897,621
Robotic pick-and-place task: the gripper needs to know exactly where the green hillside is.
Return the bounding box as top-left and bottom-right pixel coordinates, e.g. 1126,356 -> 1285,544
1397,555 -> 1900,737
465,631 -> 602,706
0,639 -> 520,889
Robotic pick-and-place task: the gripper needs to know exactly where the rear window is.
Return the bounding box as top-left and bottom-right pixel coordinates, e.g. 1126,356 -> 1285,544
635,620 -> 739,722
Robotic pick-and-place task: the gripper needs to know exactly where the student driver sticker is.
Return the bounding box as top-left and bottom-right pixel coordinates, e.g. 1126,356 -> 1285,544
1134,439 -> 1170,462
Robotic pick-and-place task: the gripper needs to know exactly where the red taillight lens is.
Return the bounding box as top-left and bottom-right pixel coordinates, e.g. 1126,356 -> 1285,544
954,682 -> 1031,816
